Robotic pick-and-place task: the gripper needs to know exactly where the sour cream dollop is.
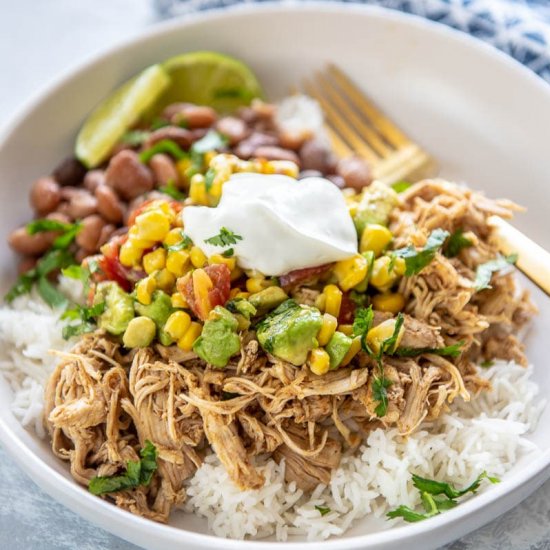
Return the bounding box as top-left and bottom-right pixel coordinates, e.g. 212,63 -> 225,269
182,174 -> 358,276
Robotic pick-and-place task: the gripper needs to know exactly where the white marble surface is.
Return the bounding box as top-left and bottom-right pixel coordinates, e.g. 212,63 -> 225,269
0,0 -> 550,548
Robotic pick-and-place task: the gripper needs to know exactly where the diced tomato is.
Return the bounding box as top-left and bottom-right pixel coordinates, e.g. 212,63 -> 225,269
178,263 -> 231,321
92,235 -> 134,292
338,292 -> 356,324
279,263 -> 333,288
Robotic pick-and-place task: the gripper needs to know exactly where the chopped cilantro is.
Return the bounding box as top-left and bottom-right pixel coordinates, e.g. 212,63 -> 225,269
444,228 -> 473,258
391,181 -> 412,193
395,341 -> 464,359
393,229 -> 449,276
190,130 -> 228,155
61,302 -> 105,340
139,139 -> 187,163
205,227 -> 243,247
158,179 -> 185,200
474,254 -> 518,291
314,505 -> 331,516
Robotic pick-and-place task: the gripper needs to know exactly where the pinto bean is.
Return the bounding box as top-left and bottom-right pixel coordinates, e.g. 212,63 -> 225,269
29,177 -> 61,215
18,256 -> 37,274
74,248 -> 89,264
216,117 -> 249,145
237,106 -> 258,125
52,157 -> 86,186
149,154 -> 179,186
278,130 -> 307,151
326,174 -> 346,189
143,127 -> 193,150
233,132 -> 278,159
336,156 -> 372,190
95,184 -> 125,224
61,188 -> 98,219
75,215 -> 104,252
105,150 -> 154,201
46,211 -> 71,224
83,170 -> 106,193
171,104 -> 217,129
253,146 -> 300,164
299,139 -> 333,173
8,227 -> 56,256
98,224 -> 116,247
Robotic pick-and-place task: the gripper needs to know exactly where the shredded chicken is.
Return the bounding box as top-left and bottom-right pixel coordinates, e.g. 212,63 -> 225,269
44,179 -> 535,523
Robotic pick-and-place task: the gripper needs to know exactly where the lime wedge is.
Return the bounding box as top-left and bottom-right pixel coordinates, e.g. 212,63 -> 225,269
75,64 -> 171,168
151,51 -> 264,117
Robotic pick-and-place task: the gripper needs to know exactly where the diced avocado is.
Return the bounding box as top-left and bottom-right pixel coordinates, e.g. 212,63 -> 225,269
326,331 -> 353,370
353,181 -> 398,235
134,290 -> 174,345
123,316 -> 156,348
249,286 -> 288,316
94,281 -> 134,336
193,306 -> 240,368
226,298 -> 257,320
256,299 -> 322,366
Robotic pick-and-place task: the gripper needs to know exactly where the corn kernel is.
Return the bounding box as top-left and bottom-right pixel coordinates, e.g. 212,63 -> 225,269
360,224 -> 393,256
164,311 -> 192,340
333,254 -> 368,291
235,291 -> 250,300
136,276 -> 157,305
119,241 -> 143,267
317,314 -> 338,346
177,321 -> 203,351
193,268 -> 213,319
246,277 -> 275,294
204,151 -> 217,165
171,292 -> 188,309
230,266 -> 244,282
229,288 -> 242,299
366,318 -> 404,355
308,348 -> 331,376
208,254 -> 236,271
135,210 -> 170,242
315,293 -> 327,311
393,257 -> 406,276
268,160 -> 299,178
340,336 -> 362,366
372,292 -> 405,314
208,179 -> 224,203
143,248 -> 166,274
163,228 -> 184,247
176,158 -> 193,184
128,226 -> 156,250
166,250 -> 190,277
154,268 -> 176,292
338,324 -> 354,336
370,256 -> 402,292
323,284 -> 343,318
190,246 -> 207,268
189,174 -> 208,205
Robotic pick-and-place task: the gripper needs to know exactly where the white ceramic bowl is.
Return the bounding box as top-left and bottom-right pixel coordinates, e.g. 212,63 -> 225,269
1,3 -> 549,550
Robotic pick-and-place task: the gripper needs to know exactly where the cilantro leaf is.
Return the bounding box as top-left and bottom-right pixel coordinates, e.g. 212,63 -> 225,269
222,248 -> 234,258
395,341 -> 464,359
380,312 -> 405,356
373,376 -> 392,417
412,471 -> 498,500
314,505 -> 331,516
352,305 -> 374,337
474,254 -> 518,291
444,228 -> 473,258
205,227 -> 243,247
391,181 -> 412,193
139,139 -> 187,164
204,167 -> 216,192
37,277 -> 68,308
387,505 -> 433,522
27,219 -> 81,250
61,302 -> 105,340
393,229 -> 450,276
89,440 -> 158,495
158,179 -> 185,200
480,359 -> 495,368
120,130 -> 150,146
164,231 -> 193,252
191,130 -> 228,155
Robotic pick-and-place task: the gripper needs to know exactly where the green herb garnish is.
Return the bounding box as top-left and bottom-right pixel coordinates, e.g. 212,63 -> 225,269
205,227 -> 243,247
393,229 -> 450,276
61,302 -> 105,340
391,181 -> 412,193
395,341 -> 464,359
5,249 -> 74,307
480,359 -> 495,368
163,231 -> 193,252
444,228 -> 473,258
387,471 -> 499,523
222,248 -> 234,258
314,505 -> 331,516
27,218 -> 81,250
158,179 -> 185,200
191,130 -> 228,155
352,306 -> 374,338
474,254 -> 518,291
88,440 -> 158,495
139,139 -> 187,164
120,130 -> 150,146
204,167 -> 216,192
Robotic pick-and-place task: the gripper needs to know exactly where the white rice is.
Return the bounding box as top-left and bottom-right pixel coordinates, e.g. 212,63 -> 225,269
0,294 -> 544,540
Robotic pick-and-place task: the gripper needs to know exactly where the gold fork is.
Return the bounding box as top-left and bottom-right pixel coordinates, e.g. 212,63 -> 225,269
304,64 -> 550,296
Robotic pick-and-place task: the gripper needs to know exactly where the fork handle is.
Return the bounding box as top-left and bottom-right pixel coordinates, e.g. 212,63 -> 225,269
488,216 -> 550,296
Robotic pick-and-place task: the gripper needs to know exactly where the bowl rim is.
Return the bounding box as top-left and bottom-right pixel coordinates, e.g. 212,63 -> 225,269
1,2 -> 549,548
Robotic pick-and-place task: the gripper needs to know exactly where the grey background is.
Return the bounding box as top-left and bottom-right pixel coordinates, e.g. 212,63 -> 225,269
0,0 -> 549,548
